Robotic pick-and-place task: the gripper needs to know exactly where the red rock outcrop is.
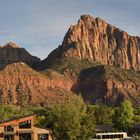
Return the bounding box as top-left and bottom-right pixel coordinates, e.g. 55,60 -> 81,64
0,42 -> 41,68
45,15 -> 140,71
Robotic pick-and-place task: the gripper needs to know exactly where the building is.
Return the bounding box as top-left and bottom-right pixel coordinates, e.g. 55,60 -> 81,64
94,125 -> 113,132
0,114 -> 53,140
92,132 -> 129,140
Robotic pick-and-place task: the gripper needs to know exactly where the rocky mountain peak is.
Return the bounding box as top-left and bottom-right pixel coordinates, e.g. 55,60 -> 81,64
45,14 -> 140,71
78,15 -> 105,26
0,42 -> 41,68
79,15 -> 95,23
3,42 -> 21,48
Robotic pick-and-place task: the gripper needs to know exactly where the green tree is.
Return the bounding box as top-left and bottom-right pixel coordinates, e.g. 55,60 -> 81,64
78,105 -> 95,140
93,103 -> 114,125
113,100 -> 134,131
133,105 -> 140,124
0,104 -> 32,121
46,96 -> 95,140
32,106 -> 48,127
0,104 -> 18,120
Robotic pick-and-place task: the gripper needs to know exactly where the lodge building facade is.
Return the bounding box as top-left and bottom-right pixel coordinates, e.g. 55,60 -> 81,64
0,114 -> 53,140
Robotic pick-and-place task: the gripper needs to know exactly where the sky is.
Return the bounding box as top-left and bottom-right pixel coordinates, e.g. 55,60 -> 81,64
0,0 -> 140,60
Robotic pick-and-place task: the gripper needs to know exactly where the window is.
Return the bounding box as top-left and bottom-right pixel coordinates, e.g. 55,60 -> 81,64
19,120 -> 31,129
97,135 -> 101,139
4,135 -> 14,140
38,134 -> 49,140
106,135 -> 110,139
114,134 -> 119,138
110,135 -> 114,138
4,125 -> 14,131
0,133 -> 3,138
19,134 -> 31,140
118,134 -> 123,138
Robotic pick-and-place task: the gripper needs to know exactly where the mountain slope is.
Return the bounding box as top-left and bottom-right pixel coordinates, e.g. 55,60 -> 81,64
41,57 -> 140,105
0,62 -> 74,107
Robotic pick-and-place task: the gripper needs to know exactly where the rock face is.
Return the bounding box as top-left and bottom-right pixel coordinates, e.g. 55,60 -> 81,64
45,15 -> 140,71
0,42 -> 41,68
72,65 -> 140,105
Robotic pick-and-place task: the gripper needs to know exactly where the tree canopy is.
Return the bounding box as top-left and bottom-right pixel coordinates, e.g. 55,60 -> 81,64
93,103 -> 114,125
44,96 -> 95,140
113,100 -> 134,131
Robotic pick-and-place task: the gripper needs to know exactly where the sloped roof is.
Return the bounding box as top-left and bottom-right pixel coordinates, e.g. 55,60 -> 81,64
94,125 -> 113,132
134,124 -> 140,129
0,114 -> 35,124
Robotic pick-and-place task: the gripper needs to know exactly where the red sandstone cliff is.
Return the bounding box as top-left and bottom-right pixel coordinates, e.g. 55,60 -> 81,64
45,15 -> 140,71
